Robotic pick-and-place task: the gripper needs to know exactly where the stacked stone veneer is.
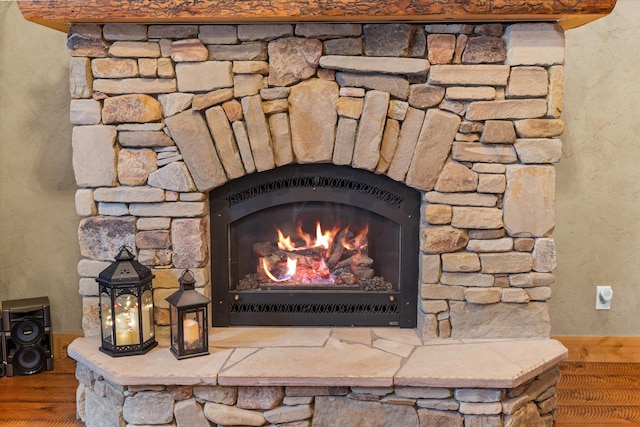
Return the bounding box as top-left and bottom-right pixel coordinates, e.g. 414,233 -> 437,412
69,22 -> 563,339
76,363 -> 560,427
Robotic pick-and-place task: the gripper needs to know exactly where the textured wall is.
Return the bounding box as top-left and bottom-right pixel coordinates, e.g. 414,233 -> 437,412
552,0 -> 640,335
1,1 -> 638,335
0,3 -> 82,332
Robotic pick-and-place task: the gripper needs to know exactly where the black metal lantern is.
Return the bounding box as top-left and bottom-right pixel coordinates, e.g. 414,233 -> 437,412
165,270 -> 210,359
96,247 -> 157,357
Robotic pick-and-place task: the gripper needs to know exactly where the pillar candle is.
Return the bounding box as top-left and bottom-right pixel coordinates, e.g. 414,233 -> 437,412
141,304 -> 152,341
115,309 -> 139,345
183,318 -> 200,349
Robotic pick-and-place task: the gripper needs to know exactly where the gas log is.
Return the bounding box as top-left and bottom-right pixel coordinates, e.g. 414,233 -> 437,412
234,231 -> 391,291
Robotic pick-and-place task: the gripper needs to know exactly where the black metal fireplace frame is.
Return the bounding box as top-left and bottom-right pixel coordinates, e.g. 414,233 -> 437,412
210,164 -> 420,328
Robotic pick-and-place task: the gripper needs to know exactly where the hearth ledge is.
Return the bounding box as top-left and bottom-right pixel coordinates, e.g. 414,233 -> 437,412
67,327 -> 567,389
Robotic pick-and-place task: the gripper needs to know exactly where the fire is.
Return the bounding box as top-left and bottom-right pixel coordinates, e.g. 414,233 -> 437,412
286,221 -> 340,251
312,222 -> 339,249
260,220 -> 369,285
276,221 -> 346,253
262,257 -> 297,282
341,224 -> 369,251
277,229 -> 297,251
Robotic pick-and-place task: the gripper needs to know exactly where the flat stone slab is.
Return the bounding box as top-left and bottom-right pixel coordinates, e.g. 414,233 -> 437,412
319,56 -> 429,75
219,338 -> 402,387
395,339 -> 567,388
68,328 -> 567,390
68,336 -> 230,386
209,326 -> 331,348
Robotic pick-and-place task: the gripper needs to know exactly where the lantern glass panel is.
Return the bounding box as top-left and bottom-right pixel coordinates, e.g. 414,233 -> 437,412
114,294 -> 140,346
182,310 -> 204,351
141,290 -> 154,341
170,305 -> 179,349
100,292 -> 113,344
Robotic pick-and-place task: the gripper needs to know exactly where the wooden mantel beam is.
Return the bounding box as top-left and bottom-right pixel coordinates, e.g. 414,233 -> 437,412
18,0 -> 617,33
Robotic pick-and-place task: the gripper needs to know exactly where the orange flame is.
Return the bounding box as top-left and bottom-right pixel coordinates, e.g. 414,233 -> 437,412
276,221 -> 340,252
261,257 -> 297,282
295,222 -> 312,248
264,221 -> 368,283
314,221 -> 338,250
341,224 -> 369,251
277,229 -> 297,251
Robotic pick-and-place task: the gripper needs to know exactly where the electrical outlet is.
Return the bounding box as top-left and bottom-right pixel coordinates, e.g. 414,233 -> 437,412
596,285 -> 613,310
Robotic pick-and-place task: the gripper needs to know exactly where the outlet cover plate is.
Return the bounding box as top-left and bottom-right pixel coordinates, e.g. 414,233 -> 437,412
596,285 -> 613,310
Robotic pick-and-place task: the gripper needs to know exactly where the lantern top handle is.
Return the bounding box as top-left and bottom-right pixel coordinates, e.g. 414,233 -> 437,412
115,245 -> 135,261
179,269 -> 196,291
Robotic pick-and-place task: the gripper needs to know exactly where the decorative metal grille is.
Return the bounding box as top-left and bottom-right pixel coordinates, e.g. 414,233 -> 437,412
226,176 -> 405,208
230,302 -> 400,315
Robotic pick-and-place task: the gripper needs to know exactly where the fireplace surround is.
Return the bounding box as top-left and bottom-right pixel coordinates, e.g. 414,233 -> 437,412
54,18 -> 572,340
16,1 -> 617,426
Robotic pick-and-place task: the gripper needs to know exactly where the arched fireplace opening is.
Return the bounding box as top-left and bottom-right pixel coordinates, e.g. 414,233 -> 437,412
210,164 -> 420,327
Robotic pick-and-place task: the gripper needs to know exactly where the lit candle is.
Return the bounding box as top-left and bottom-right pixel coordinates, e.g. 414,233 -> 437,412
116,330 -> 134,346
115,309 -> 139,346
183,318 -> 200,349
141,304 -> 152,341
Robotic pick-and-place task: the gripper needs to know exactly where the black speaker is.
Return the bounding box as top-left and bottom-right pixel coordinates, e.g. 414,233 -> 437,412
1,297 -> 53,376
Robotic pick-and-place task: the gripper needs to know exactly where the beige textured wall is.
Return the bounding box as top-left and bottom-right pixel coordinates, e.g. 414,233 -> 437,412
0,3 -> 82,332
553,0 -> 640,336
0,1 -> 638,335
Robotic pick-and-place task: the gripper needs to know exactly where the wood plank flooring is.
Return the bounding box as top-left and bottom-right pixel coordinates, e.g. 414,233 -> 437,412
0,359 -> 638,426
556,361 -> 640,426
0,358 -> 82,427
557,336 -> 640,363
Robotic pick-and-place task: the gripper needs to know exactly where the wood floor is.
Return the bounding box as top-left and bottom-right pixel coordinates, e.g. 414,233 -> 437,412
0,359 -> 639,426
0,358 -> 82,427
556,361 -> 640,426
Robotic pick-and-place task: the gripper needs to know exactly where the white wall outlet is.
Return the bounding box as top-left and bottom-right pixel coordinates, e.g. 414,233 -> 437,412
596,285 -> 613,310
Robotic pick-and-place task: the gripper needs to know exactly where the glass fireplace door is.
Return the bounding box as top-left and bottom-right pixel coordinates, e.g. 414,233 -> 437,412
230,201 -> 400,293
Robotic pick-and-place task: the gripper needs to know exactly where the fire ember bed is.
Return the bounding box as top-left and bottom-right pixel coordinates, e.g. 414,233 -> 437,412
210,164 -> 420,327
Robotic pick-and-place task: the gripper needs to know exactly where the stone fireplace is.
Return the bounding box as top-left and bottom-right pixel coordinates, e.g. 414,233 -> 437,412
17,1 -> 616,426
64,20 -> 568,339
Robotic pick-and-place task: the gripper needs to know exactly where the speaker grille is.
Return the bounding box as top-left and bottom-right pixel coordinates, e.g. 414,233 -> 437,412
10,319 -> 44,345
12,346 -> 47,375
